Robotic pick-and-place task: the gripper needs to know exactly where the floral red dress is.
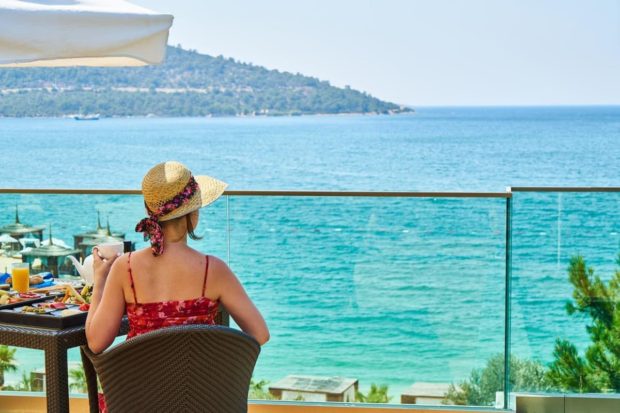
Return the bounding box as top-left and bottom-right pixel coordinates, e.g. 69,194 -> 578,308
99,253 -> 218,412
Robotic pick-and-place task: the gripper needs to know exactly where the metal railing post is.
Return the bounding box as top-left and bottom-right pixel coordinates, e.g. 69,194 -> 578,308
226,195 -> 231,265
504,188 -> 513,410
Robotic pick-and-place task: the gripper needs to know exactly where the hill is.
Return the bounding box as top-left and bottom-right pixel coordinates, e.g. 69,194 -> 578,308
0,46 -> 412,117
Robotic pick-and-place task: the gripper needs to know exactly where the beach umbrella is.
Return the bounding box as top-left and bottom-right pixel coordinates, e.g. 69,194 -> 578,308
0,0 -> 173,67
41,238 -> 69,248
0,234 -> 18,243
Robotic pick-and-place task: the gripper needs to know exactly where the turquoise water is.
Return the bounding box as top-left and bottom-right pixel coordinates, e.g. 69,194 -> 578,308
0,107 -> 619,398
1,107 -> 619,191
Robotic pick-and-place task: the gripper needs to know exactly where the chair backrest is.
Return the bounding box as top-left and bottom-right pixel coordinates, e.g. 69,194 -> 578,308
82,325 -> 260,413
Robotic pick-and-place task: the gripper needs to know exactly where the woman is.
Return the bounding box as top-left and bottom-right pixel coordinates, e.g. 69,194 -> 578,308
85,161 -> 269,354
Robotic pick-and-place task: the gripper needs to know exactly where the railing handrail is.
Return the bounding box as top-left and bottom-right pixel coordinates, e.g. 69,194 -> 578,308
0,189 -> 142,195
3,187 -> 618,196
510,186 -> 620,192
0,188 -> 511,198
225,190 -> 511,198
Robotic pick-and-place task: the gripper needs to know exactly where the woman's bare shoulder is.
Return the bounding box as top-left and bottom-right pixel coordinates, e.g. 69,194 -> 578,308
206,254 -> 226,265
207,255 -> 230,272
109,251 -> 130,272
206,255 -> 236,283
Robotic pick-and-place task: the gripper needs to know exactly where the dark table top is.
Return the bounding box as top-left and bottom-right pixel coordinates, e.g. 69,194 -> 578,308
0,318 -> 129,349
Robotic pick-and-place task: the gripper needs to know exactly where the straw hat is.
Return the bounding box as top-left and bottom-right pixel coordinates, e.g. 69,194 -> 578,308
141,161 -> 227,222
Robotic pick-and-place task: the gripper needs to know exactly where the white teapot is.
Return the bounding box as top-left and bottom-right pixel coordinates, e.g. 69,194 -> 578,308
67,254 -> 95,283
67,242 -> 123,283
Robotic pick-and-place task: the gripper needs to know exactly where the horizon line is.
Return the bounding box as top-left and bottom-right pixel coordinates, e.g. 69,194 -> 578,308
404,103 -> 620,108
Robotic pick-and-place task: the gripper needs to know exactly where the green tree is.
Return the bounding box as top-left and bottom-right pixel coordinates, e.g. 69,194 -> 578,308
355,383 -> 392,403
443,354 -> 550,406
19,372 -> 34,391
69,365 -> 87,394
248,378 -> 275,400
4,372 -> 34,391
547,254 -> 620,392
0,345 -> 17,389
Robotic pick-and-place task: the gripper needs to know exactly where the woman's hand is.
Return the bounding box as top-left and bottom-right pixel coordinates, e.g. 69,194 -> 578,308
92,247 -> 120,285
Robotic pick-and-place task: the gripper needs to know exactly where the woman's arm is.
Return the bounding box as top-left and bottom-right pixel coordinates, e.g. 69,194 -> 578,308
85,250 -> 126,353
212,257 -> 270,345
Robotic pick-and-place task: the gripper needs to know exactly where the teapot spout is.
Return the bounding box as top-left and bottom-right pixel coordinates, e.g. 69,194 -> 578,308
67,255 -> 84,277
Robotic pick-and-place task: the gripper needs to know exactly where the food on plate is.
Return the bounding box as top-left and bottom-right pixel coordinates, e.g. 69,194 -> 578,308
18,292 -> 40,299
60,309 -> 81,317
22,306 -> 47,314
51,302 -> 67,309
59,284 -> 86,304
37,301 -> 67,310
20,284 -> 92,312
0,291 -> 44,306
44,284 -> 92,308
80,284 -> 92,303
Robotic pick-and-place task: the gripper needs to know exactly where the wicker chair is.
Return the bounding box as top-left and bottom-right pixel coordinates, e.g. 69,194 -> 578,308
81,325 -> 260,413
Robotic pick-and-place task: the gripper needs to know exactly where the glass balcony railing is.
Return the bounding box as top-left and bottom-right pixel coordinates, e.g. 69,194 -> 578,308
0,187 -> 618,411
227,194 -> 507,405
509,188 -> 620,402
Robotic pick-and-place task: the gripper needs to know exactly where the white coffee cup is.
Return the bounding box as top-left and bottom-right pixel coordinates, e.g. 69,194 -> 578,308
96,242 -> 124,259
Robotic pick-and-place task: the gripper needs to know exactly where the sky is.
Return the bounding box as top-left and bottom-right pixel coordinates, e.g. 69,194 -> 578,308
134,0 -> 620,106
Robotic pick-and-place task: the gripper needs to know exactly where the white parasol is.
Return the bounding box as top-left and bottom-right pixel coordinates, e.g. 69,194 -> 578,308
0,234 -> 19,243
41,238 -> 70,248
0,0 -> 173,67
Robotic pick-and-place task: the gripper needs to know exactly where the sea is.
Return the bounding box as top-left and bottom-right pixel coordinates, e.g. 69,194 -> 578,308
0,106 -> 619,397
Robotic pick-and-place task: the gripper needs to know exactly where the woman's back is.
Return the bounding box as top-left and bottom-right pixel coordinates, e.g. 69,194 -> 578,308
121,247 -> 220,338
122,246 -> 219,303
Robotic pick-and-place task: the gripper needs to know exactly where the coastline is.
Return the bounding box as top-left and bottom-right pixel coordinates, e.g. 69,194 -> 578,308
4,104 -> 620,120
0,110 -> 415,120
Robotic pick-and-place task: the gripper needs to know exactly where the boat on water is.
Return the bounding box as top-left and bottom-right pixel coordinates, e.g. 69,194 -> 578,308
73,114 -> 100,121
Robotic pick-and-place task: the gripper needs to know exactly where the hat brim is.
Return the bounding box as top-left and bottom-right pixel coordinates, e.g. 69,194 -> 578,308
159,175 -> 228,222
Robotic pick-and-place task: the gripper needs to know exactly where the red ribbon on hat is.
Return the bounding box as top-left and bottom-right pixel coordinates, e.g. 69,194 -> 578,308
135,176 -> 199,256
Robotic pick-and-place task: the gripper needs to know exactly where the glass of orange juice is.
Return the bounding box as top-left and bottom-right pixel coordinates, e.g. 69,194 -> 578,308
11,262 -> 30,293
